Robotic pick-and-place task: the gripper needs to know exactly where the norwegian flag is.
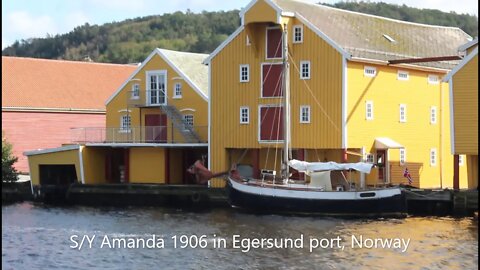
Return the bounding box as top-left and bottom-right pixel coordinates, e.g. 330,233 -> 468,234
403,168 -> 413,185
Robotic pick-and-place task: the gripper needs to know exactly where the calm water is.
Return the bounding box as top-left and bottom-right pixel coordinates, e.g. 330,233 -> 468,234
2,202 -> 478,270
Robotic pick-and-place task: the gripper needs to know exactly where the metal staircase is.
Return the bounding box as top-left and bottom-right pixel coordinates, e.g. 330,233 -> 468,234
160,105 -> 202,143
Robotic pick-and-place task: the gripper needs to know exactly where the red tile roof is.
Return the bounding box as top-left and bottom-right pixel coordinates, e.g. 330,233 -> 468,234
2,57 -> 137,111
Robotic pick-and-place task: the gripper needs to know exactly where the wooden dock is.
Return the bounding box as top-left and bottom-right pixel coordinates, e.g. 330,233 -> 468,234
404,188 -> 478,216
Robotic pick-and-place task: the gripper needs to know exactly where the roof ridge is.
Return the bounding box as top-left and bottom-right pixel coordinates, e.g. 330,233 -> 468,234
1,56 -> 138,67
276,0 -> 467,31
156,48 -> 209,57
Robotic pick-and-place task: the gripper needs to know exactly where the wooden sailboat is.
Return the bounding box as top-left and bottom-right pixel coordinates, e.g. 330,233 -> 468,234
225,24 -> 406,217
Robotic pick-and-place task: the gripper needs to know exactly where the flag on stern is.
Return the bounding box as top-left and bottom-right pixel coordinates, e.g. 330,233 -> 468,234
403,168 -> 412,185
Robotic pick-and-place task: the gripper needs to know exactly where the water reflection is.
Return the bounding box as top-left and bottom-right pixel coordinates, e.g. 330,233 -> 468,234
2,202 -> 478,269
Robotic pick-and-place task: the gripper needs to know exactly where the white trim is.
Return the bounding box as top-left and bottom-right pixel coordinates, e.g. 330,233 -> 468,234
120,114 -> 131,133
351,57 -> 450,73
428,74 -> 439,85
397,70 -> 409,81
240,106 -> 250,124
449,79 -> 455,154
299,105 -> 310,123
364,66 -> 377,77
131,83 -> 140,99
208,63 -> 212,170
182,114 -> 194,129
299,60 -> 311,80
430,148 -> 437,166
458,37 -> 478,52
265,26 -> 283,60
239,0 -> 283,25
342,57 -> 348,148
260,62 -> 283,98
240,64 -> 250,83
203,26 -> 245,64
173,82 -> 182,99
171,76 -> 183,80
399,104 -> 407,123
365,100 -> 373,120
443,47 -> 478,82
430,106 -> 437,124
459,155 -> 465,166
399,148 -> 406,165
293,25 -> 303,44
117,109 -> 131,113
78,145 -> 85,184
24,145 -> 80,156
258,104 -> 284,143
86,143 -> 208,148
146,69 -> 168,106
179,108 -> 196,112
295,13 -> 351,59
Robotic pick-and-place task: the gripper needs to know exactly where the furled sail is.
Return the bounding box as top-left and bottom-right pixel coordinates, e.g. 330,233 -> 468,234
288,159 -> 374,174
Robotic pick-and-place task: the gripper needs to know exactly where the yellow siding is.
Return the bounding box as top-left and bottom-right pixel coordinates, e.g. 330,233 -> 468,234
129,147 -> 166,183
28,149 -> 80,186
347,61 -> 468,188
210,18 -> 343,187
244,0 -> 278,25
452,54 -> 478,155
106,54 -> 208,142
82,147 -> 107,184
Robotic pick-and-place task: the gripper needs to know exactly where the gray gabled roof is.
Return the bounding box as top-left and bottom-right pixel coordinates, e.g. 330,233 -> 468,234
272,0 -> 472,69
158,49 -> 209,97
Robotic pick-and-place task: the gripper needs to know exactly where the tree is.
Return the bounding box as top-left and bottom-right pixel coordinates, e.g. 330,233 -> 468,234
2,133 -> 18,182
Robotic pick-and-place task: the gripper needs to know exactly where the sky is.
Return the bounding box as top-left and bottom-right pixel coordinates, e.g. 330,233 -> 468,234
2,0 -> 478,49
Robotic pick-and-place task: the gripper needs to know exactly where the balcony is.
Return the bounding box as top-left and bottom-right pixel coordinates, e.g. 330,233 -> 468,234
71,126 -> 208,144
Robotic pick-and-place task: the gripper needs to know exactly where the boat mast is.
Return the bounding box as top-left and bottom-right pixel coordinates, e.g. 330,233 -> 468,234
282,23 -> 291,181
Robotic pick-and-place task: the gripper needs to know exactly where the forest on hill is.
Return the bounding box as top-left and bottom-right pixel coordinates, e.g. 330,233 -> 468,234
2,1 -> 478,64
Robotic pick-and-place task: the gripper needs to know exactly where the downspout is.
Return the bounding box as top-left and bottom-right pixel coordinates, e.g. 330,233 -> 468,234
439,81 -> 443,188
78,145 -> 85,184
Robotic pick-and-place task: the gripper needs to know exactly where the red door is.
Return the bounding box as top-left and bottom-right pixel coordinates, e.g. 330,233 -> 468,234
260,106 -> 284,141
145,114 -> 167,142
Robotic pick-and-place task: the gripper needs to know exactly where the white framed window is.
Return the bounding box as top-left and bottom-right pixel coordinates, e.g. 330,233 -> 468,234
293,25 -> 303,43
428,75 -> 439,85
399,148 -> 406,165
366,153 -> 375,163
366,101 -> 373,120
300,105 -> 310,123
430,148 -> 437,166
240,107 -> 249,124
364,66 -> 376,77
399,104 -> 407,123
397,70 -> 409,81
183,114 -> 194,130
146,70 -> 167,106
131,83 -> 140,99
240,64 -> 249,82
120,115 -> 131,133
430,106 -> 437,124
173,83 -> 182,98
300,61 -> 310,79
459,155 -> 465,166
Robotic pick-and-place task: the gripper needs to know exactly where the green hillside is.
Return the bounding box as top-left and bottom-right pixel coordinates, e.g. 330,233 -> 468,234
2,2 -> 477,64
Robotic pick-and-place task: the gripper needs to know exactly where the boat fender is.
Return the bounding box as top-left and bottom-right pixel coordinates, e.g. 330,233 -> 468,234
191,192 -> 201,203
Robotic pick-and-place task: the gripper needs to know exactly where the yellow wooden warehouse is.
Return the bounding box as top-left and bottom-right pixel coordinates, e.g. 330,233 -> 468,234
204,0 -> 472,189
444,37 -> 478,189
26,48 -> 209,189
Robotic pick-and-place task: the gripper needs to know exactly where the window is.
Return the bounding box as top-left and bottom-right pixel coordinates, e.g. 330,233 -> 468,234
240,64 -> 249,82
266,27 -> 283,59
430,106 -> 437,124
366,101 -> 373,120
364,66 -> 376,77
430,148 -> 437,166
240,107 -> 249,124
120,115 -> 131,133
428,75 -> 439,85
459,155 -> 465,166
400,148 -> 406,165
147,71 -> 167,105
366,154 -> 375,163
300,61 -> 310,79
300,105 -> 310,123
131,83 -> 140,99
399,104 -> 407,123
397,70 -> 409,81
173,83 -> 182,98
262,63 -> 283,97
183,114 -> 194,130
293,25 -> 303,43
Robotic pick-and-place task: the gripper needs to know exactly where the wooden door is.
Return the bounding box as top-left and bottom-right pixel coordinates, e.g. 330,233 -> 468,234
376,150 -> 386,182
145,114 -> 167,142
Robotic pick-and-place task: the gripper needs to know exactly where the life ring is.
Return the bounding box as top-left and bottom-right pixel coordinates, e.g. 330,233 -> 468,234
191,192 -> 201,204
